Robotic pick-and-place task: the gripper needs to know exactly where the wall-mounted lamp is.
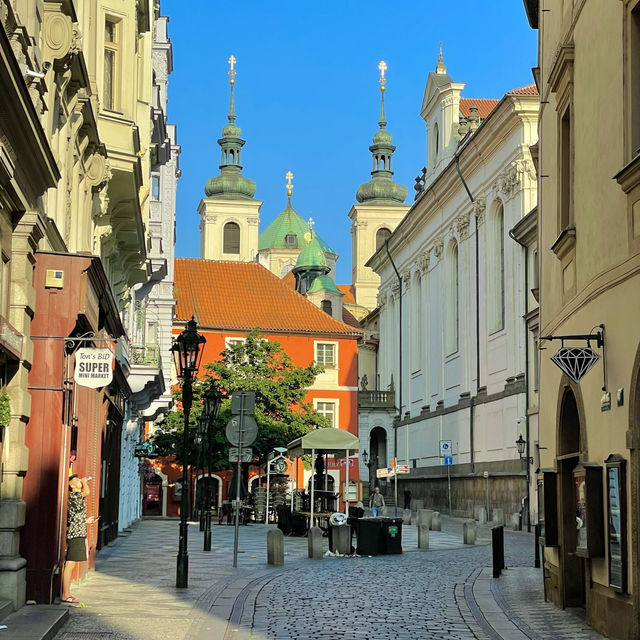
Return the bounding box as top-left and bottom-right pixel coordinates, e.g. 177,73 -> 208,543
515,434 -> 533,464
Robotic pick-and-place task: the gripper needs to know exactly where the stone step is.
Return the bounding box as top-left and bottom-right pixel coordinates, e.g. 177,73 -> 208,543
0,598 -> 13,622
1,604 -> 68,640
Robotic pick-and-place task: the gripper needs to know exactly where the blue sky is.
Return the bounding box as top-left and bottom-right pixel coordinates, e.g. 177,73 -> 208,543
163,0 -> 537,284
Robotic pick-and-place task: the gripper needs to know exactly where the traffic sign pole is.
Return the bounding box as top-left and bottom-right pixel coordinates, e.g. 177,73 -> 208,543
232,393 -> 245,569
448,464 -> 452,515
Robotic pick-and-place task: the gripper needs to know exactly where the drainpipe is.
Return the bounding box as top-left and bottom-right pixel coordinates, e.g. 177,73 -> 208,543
455,156 -> 478,473
510,227 -> 531,533
385,240 -> 402,482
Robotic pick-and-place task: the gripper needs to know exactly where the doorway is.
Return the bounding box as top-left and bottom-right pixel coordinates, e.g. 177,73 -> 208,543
143,473 -> 163,516
369,426 -> 388,489
558,387 -> 585,608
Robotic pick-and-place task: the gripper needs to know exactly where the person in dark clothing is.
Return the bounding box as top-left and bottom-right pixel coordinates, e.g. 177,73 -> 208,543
404,489 -> 412,510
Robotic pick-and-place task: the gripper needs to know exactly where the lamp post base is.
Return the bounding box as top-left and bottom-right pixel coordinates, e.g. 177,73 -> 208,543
176,519 -> 189,588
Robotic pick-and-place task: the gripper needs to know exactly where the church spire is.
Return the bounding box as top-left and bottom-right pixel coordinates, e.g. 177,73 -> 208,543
378,60 -> 387,129
204,55 -> 257,200
228,54 -> 237,123
355,60 -> 408,205
436,42 -> 447,74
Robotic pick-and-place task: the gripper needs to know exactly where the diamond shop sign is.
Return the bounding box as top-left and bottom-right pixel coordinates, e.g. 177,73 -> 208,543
541,325 -> 605,385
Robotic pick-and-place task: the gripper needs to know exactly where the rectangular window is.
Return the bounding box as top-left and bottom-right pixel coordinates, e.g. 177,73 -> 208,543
225,337 -> 245,349
103,19 -> 119,111
285,234 -> 297,248
316,401 -> 336,427
151,175 -> 160,200
315,342 -> 336,367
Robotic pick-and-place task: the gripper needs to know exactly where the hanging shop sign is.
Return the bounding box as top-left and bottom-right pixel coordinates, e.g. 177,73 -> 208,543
74,347 -> 114,388
541,325 -> 606,385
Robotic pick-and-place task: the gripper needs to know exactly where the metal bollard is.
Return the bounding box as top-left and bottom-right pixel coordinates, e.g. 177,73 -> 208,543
492,525 -> 504,578
203,511 -> 212,551
534,523 -> 540,568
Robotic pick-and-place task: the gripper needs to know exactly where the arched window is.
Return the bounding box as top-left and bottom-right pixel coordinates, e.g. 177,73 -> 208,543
321,299 -> 332,315
375,227 -> 392,251
223,221 -> 240,254
489,202 -> 505,332
445,240 -> 459,355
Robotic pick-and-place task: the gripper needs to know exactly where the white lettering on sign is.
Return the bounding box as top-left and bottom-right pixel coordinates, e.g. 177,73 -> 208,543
74,347 -> 114,389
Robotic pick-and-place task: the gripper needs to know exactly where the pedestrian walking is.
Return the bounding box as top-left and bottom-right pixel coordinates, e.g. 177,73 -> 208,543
61,474 -> 97,604
404,489 -> 412,510
369,486 -> 385,517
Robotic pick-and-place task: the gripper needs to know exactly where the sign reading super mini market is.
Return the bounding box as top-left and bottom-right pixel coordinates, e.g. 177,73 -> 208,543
74,347 -> 114,388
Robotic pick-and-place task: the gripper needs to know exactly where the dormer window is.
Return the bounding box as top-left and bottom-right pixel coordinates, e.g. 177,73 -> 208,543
285,234 -> 298,248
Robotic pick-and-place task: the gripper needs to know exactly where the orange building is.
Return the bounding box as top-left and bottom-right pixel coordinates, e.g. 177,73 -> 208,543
151,258 -> 361,516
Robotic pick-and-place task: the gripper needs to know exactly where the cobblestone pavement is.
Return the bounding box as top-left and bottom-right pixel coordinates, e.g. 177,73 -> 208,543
52,517 -> 608,640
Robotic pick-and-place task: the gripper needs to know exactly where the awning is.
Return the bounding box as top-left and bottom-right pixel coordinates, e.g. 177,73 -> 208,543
287,428 -> 359,458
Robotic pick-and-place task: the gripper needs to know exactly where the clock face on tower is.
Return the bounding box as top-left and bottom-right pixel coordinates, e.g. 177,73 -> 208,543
274,459 -> 287,474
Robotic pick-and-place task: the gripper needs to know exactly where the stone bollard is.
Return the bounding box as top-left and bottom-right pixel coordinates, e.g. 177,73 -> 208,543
492,508 -> 504,525
418,524 -> 429,550
463,520 -> 477,545
308,526 -> 324,559
412,499 -> 425,512
474,506 -> 487,524
330,525 -> 351,555
510,513 -> 520,531
402,509 -> 412,525
267,528 -> 284,566
431,512 -> 442,531
417,509 -> 434,529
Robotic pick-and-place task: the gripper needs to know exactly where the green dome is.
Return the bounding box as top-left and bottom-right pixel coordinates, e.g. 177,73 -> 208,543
259,205 -> 335,254
356,177 -> 408,204
307,274 -> 342,295
222,123 -> 242,138
373,129 -> 393,145
296,236 -> 326,268
205,166 -> 256,199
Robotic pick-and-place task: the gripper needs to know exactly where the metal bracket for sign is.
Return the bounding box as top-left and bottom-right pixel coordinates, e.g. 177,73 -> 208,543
539,324 -> 607,391
33,331 -> 117,353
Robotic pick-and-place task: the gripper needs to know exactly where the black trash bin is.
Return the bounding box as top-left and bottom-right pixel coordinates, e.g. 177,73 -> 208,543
353,517 -> 383,556
380,517 -> 403,554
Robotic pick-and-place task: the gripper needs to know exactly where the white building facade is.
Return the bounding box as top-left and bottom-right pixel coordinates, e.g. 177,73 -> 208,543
368,59 -> 539,521
118,12 -> 180,531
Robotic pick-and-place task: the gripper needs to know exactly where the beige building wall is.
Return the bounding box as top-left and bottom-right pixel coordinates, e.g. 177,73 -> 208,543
348,203 -> 408,311
199,198 -> 262,262
530,0 -> 640,637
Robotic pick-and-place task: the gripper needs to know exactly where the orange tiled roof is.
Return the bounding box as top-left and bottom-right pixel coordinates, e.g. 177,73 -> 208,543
507,83 -> 539,96
459,98 -> 500,119
336,284 -> 356,304
281,270 -> 295,289
175,259 -> 361,336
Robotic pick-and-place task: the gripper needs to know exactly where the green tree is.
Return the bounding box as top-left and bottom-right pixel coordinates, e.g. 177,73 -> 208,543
152,329 -> 329,468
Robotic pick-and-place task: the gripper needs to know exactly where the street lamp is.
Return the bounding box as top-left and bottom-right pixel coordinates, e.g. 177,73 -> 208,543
202,386 -> 221,551
515,434 -> 533,464
172,317 -> 206,589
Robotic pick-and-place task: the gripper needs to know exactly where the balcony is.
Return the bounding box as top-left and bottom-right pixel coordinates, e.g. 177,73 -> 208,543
358,390 -> 395,409
131,344 -> 162,369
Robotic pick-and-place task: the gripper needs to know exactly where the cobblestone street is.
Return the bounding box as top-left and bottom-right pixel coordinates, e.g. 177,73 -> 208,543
45,518 -> 609,640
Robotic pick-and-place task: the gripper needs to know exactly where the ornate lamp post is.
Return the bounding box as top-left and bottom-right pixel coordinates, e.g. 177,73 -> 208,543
362,449 -> 374,495
202,387 -> 221,551
172,317 -> 206,589
515,434 -> 533,464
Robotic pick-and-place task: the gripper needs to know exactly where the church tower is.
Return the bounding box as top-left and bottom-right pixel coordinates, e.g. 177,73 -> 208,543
348,61 -> 409,311
199,56 -> 262,261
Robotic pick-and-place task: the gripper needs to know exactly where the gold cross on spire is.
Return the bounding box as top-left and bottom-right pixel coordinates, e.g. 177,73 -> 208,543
228,55 -> 236,84
378,60 -> 387,91
286,171 -> 293,197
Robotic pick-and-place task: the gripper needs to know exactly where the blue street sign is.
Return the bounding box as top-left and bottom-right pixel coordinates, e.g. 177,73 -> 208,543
444,456 -> 453,466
